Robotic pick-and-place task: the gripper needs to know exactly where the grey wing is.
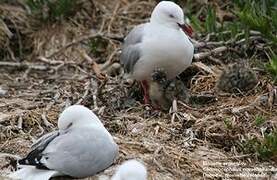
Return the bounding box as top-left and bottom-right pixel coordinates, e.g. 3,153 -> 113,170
31,131 -> 59,150
43,128 -> 118,177
18,130 -> 60,169
120,24 -> 146,73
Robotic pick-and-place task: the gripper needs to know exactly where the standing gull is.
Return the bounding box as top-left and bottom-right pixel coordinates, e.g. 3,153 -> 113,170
111,159 -> 147,180
8,105 -> 118,179
121,1 -> 194,104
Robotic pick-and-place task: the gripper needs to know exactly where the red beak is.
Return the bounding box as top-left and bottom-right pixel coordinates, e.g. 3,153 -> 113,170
178,23 -> 193,38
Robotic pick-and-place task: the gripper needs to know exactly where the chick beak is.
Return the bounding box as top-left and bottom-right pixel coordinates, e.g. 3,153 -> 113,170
178,22 -> 193,38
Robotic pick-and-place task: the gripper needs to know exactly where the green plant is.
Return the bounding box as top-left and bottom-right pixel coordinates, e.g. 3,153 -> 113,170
254,115 -> 266,126
26,0 -> 77,22
266,53 -> 277,83
190,15 -> 204,33
257,131 -> 277,160
88,37 -> 108,57
234,0 -> 277,44
205,6 -> 217,33
242,130 -> 277,160
223,118 -> 232,129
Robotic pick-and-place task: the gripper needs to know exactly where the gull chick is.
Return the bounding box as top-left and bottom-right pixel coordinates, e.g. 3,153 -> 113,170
217,63 -> 258,93
8,105 -> 118,179
149,68 -> 190,111
121,1 -> 194,104
111,159 -> 147,180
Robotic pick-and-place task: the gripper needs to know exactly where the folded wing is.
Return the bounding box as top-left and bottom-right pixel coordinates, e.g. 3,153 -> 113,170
120,24 -> 145,73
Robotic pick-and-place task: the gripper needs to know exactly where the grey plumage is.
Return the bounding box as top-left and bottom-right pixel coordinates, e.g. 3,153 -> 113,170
43,127 -> 117,177
31,131 -> 60,150
9,105 -> 118,180
17,127 -> 118,178
18,131 -> 59,169
120,24 -> 145,73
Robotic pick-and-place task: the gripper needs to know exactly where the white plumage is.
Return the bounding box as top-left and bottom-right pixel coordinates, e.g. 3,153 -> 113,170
8,105 -> 118,180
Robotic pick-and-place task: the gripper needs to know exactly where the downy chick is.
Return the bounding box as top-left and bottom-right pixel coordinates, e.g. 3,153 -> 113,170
217,63 -> 258,93
149,68 -> 190,111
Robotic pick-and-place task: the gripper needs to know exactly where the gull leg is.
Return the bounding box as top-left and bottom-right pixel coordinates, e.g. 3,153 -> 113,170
140,80 -> 150,104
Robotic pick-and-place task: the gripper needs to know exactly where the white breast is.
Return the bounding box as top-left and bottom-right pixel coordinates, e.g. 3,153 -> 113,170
132,24 -> 194,80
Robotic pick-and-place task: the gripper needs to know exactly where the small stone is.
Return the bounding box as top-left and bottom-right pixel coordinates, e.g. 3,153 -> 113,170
0,85 -> 8,96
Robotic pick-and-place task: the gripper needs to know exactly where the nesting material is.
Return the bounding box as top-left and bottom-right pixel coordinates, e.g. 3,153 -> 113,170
217,63 -> 258,93
0,19 -> 12,49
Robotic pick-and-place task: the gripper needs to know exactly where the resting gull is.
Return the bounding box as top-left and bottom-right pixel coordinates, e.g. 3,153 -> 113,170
8,105 -> 118,179
120,1 -> 194,104
111,159 -> 147,180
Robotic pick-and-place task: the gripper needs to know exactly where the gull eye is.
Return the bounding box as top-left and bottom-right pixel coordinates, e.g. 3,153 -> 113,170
169,14 -> 175,18
66,122 -> 73,129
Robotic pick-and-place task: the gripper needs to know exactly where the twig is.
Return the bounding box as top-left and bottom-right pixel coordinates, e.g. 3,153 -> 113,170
193,46 -> 228,60
192,62 -> 216,75
107,2 -> 120,34
177,101 -> 199,111
10,18 -> 23,58
41,91 -> 60,128
0,19 -> 12,38
0,153 -> 21,160
41,112 -> 53,128
17,114 -> 23,129
100,48 -> 119,71
79,50 -> 106,79
46,32 -> 103,58
76,81 -> 91,104
91,79 -> 99,111
0,61 -> 48,71
37,56 -> 75,65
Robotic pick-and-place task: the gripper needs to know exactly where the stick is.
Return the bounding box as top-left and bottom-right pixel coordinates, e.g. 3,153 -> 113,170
0,153 -> 21,159
46,32 -> 102,58
79,50 -> 106,79
193,46 -> 228,60
0,61 -> 48,71
41,91 -> 60,127
76,81 -> 91,104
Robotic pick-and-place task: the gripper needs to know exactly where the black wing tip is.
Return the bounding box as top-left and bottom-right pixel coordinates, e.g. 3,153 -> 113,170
18,158 -> 29,165
18,156 -> 49,170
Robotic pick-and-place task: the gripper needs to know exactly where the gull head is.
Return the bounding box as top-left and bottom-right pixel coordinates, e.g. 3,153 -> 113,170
112,159 -> 147,180
150,1 -> 193,37
58,105 -> 103,130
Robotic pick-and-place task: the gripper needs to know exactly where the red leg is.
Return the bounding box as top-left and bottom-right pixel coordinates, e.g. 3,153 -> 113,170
140,80 -> 150,104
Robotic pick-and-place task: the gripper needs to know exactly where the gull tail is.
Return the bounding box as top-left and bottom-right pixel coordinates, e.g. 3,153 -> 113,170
7,166 -> 61,180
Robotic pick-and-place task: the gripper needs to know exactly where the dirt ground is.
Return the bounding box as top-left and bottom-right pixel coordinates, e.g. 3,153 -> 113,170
0,0 -> 276,179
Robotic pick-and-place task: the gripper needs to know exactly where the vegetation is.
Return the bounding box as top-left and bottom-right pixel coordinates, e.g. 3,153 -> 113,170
243,131 -> 277,160
266,53 -> 277,83
26,0 -> 77,22
254,115 -> 266,126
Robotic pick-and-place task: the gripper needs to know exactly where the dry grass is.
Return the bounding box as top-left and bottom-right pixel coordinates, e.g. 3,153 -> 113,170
0,0 -> 276,179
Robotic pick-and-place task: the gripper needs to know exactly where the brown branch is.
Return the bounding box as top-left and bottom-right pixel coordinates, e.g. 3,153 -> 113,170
46,32 -> 103,58
79,50 -> 106,80
193,46 -> 228,60
76,81 -> 91,105
0,61 -> 49,71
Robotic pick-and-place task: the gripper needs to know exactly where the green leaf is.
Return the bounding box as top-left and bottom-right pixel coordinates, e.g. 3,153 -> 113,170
205,6 -> 217,33
266,53 -> 277,83
190,15 -> 204,33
